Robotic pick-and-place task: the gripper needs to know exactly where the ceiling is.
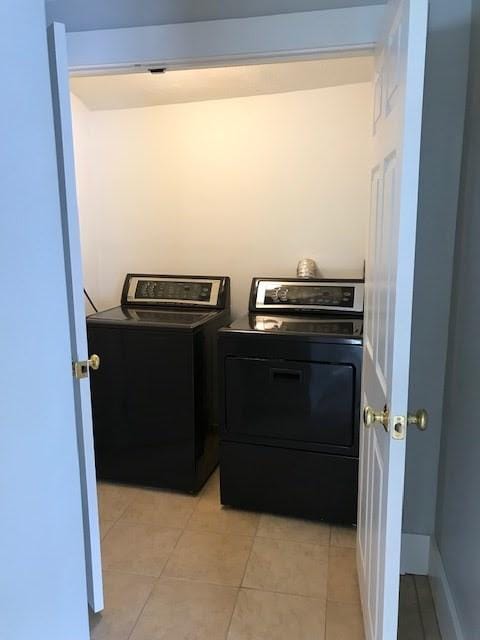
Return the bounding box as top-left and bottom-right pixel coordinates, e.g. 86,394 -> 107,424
46,0 -> 385,32
70,56 -> 374,111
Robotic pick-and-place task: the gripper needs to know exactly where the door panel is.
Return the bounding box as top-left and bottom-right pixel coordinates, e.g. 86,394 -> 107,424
0,5 -> 89,638
357,1 -> 428,639
225,357 -> 356,447
48,22 -> 103,612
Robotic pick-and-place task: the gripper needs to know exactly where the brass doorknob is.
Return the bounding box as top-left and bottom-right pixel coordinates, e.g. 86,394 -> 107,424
363,405 -> 389,430
407,409 -> 428,431
88,354 -> 101,371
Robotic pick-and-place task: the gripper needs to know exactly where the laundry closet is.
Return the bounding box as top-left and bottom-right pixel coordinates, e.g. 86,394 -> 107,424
69,55 -> 374,521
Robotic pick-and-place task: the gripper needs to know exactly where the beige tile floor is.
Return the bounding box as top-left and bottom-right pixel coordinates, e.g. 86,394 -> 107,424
91,469 -> 364,640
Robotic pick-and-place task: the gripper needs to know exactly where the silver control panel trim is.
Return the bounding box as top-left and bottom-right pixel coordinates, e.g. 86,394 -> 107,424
255,281 -> 364,313
127,277 -> 222,307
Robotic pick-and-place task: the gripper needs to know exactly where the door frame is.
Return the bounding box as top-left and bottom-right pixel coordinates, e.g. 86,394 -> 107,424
49,22 -> 103,613
60,1 -> 428,634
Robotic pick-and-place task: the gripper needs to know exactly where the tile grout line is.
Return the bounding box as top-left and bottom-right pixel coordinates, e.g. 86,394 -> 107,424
157,498 -> 198,580
223,587 -> 241,640
240,583 -> 330,601
223,499 -> 262,638
180,483 -> 203,529
99,479 -> 357,640
125,577 -> 157,640
98,483 -> 141,539
223,571 -> 250,638
107,570 -> 338,602
100,482 -> 197,640
124,489 -> 198,640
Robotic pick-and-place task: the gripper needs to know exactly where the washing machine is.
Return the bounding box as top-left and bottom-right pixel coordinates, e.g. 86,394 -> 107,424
218,277 -> 363,523
87,273 -> 230,493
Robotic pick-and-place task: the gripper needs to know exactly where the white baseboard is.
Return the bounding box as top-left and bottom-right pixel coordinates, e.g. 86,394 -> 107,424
401,533 -> 431,575
429,540 -> 464,640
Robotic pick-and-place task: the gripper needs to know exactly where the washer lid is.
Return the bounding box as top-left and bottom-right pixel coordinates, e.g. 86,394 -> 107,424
87,306 -> 217,328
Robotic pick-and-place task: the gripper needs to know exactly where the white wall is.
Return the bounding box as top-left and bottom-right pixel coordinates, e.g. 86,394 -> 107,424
72,82 -> 372,317
434,1 -> 479,636
402,0 -> 471,540
71,93 -> 99,313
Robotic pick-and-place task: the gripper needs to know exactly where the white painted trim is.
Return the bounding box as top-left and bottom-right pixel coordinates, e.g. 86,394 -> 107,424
48,22 -> 104,612
66,6 -> 385,74
429,540 -> 465,640
401,533 -> 431,575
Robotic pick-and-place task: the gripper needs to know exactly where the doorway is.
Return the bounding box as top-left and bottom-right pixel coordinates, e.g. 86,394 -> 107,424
46,0 -> 435,634
71,55 -> 373,640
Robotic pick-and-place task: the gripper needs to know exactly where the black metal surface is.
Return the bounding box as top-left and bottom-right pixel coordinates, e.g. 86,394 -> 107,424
220,441 -> 358,525
224,356 -> 357,451
87,306 -> 216,329
222,313 -> 363,344
218,283 -> 362,523
218,325 -> 362,458
87,275 -> 230,493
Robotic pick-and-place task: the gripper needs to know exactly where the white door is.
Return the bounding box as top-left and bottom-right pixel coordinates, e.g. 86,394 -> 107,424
0,3 -> 90,639
48,22 -> 104,613
357,1 -> 428,639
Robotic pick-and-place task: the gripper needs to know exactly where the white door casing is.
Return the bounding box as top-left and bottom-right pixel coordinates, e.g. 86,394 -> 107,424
357,1 -> 428,639
48,22 -> 104,613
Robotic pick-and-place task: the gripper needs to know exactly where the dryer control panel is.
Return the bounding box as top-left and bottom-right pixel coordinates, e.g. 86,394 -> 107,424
250,278 -> 364,314
122,274 -> 230,309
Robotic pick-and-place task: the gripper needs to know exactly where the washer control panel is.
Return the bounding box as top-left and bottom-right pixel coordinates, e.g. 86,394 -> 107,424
250,278 -> 364,314
135,280 -> 212,302
121,274 -> 230,309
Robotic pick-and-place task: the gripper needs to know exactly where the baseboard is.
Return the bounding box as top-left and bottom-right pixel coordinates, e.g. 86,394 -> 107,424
401,533 -> 431,575
429,540 -> 464,640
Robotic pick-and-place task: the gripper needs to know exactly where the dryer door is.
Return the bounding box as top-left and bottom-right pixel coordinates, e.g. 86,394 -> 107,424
225,356 -> 356,449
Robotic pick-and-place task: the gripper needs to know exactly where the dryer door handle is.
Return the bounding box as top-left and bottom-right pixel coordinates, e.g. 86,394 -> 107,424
270,368 -> 303,383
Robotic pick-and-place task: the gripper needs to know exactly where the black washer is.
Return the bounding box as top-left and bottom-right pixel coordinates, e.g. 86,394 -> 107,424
87,274 -> 230,493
